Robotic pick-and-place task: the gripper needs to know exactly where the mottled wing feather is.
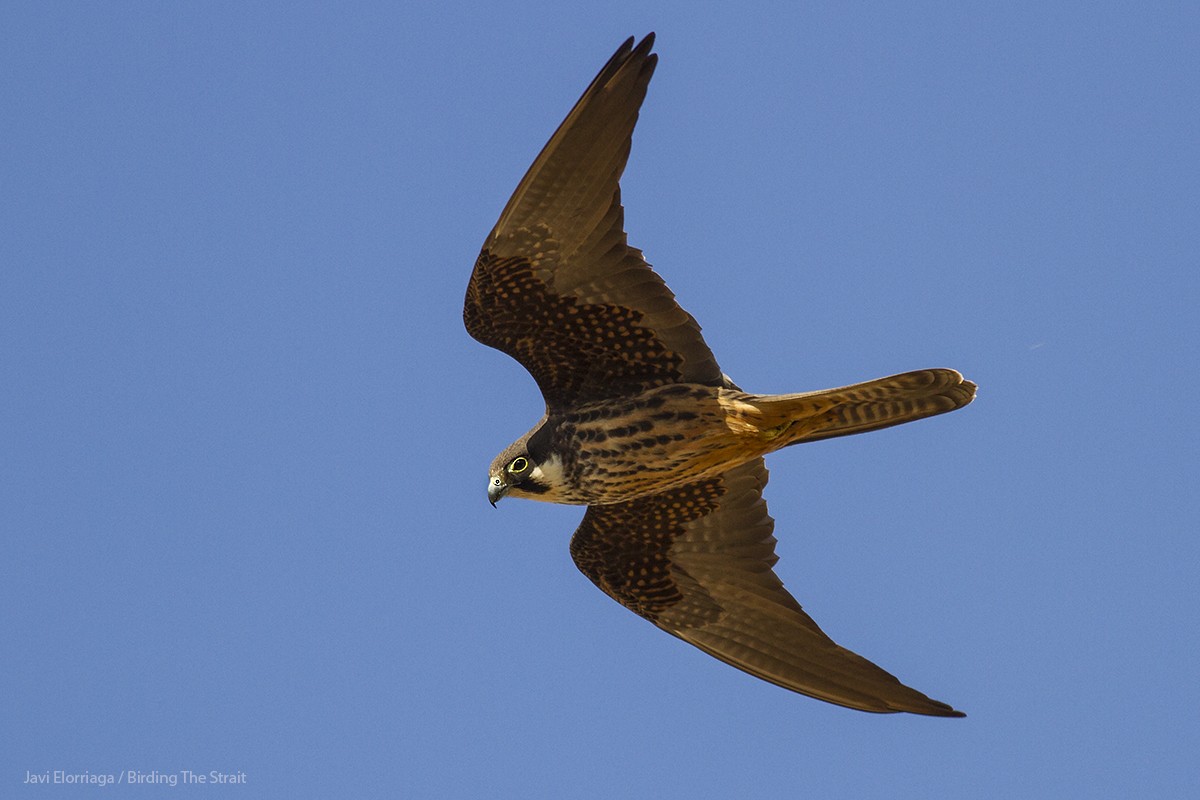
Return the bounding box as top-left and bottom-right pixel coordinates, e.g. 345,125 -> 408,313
570,460 -> 964,716
464,34 -> 723,411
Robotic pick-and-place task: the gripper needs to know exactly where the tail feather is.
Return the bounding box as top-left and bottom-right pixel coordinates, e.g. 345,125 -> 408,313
746,369 -> 976,448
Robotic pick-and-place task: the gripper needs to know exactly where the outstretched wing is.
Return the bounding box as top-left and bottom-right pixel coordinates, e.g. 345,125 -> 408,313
569,459 -> 964,716
464,34 -> 724,413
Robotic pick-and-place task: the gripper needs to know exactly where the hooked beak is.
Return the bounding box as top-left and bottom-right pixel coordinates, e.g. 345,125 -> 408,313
488,477 -> 509,507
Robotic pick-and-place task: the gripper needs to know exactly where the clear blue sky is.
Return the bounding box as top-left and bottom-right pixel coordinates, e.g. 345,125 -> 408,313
3,1 -> 1197,797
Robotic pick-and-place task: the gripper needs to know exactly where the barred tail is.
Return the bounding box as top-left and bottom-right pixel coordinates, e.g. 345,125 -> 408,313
744,369 -> 976,448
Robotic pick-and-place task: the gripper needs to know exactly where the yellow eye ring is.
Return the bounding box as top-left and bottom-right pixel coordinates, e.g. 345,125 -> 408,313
509,456 -> 529,473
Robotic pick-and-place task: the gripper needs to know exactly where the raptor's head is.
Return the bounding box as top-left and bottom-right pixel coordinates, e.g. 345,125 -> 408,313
487,432 -> 564,506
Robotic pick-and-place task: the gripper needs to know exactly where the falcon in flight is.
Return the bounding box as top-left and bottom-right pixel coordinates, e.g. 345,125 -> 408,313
464,34 -> 975,716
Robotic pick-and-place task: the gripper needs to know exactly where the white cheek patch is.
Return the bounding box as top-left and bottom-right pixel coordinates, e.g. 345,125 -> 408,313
530,454 -> 565,488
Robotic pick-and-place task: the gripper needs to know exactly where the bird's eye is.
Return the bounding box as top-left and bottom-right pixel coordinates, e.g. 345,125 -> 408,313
509,456 -> 529,474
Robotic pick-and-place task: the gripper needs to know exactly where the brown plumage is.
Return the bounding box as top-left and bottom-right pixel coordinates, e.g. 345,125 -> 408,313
465,34 -> 975,716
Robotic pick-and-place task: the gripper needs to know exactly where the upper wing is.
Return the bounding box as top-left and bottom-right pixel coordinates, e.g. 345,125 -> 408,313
569,459 -> 964,716
464,34 -> 724,412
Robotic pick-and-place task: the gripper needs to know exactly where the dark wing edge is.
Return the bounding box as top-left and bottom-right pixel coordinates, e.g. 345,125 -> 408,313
488,34 -> 653,248
465,34 -> 723,410
569,460 -> 965,717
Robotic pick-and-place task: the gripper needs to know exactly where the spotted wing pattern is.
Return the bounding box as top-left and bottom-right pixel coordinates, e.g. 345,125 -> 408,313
464,34 -> 723,411
570,459 -> 964,716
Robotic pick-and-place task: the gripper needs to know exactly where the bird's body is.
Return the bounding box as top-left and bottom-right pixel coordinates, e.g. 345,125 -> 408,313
465,34 -> 976,716
497,370 -> 974,506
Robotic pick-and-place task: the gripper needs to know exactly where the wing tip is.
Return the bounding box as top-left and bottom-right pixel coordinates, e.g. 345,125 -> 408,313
840,691 -> 966,718
602,33 -> 656,83
909,701 -> 967,718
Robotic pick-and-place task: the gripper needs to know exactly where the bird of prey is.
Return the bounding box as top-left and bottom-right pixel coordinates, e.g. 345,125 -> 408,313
464,34 -> 975,716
